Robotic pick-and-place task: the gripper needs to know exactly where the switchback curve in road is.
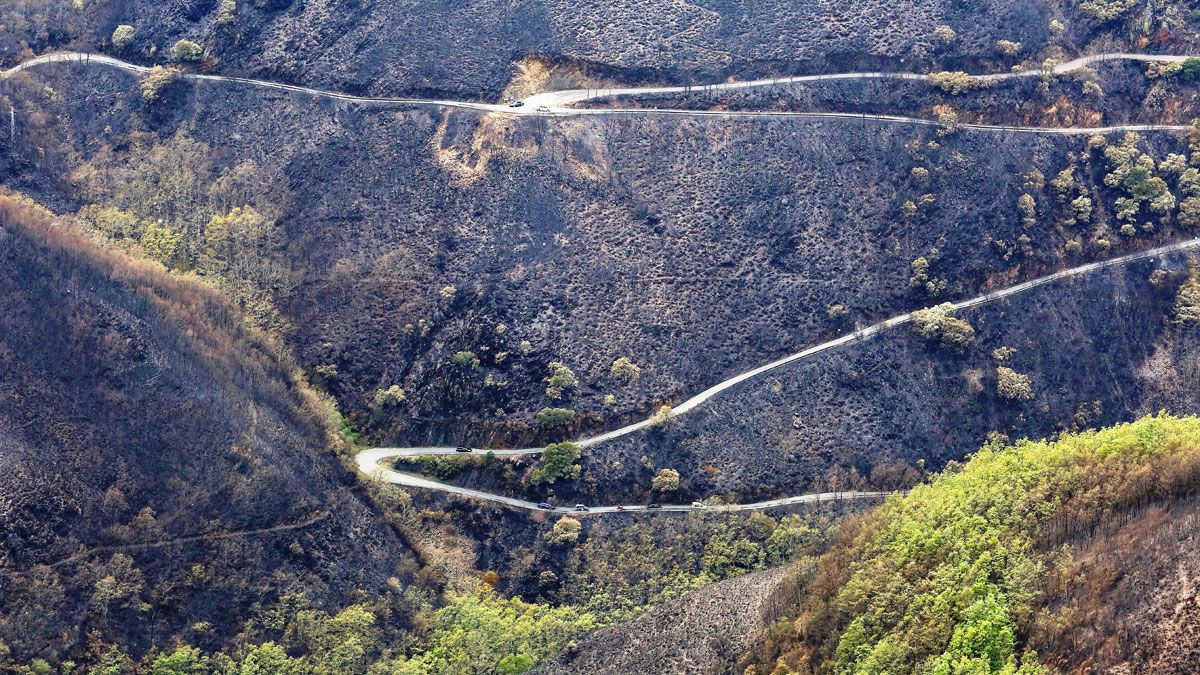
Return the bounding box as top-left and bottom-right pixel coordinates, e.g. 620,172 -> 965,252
4,52 -> 1200,134
358,236 -> 1200,513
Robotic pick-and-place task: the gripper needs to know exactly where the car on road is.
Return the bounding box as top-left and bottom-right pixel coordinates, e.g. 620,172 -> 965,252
509,101 -> 525,107
574,504 -> 589,512
691,501 -> 707,508
646,503 -> 661,509
537,502 -> 554,510
455,446 -> 472,453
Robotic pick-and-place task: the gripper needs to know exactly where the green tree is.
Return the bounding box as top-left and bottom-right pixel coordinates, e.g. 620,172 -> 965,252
449,351 -> 480,369
496,653 -> 535,675
996,367 -> 1034,401
610,357 -> 640,384
545,361 -> 579,399
530,442 -> 581,485
929,71 -> 983,94
912,304 -> 975,352
140,66 -> 181,100
149,646 -> 209,675
111,24 -> 135,48
1174,273 -> 1200,323
170,39 -> 204,62
535,408 -> 575,428
236,642 -> 299,674
393,589 -> 596,674
372,385 -> 406,409
545,516 -> 582,545
140,221 -> 182,267
651,468 -> 680,492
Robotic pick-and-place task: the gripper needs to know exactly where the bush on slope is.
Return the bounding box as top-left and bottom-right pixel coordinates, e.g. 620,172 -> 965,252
745,414 -> 1200,674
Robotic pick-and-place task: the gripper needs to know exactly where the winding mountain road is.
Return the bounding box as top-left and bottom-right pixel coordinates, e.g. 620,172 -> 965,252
4,51 -> 1200,134
360,236 -> 1200,514
10,51 -> 1200,514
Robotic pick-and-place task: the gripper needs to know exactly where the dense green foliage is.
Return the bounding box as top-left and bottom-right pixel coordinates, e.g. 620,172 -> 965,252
529,442 -> 581,485
74,133 -> 291,329
376,589 -> 597,674
749,414 -> 1200,675
562,513 -> 830,624
534,408 -> 575,428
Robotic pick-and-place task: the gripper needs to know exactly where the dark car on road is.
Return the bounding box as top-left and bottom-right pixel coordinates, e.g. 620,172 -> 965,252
537,502 -> 554,510
455,446 -> 472,453
509,101 -> 525,107
646,503 -> 661,509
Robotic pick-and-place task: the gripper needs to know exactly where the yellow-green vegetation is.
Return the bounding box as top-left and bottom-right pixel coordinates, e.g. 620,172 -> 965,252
929,71 -> 986,95
1080,0 -> 1137,21
649,404 -> 676,428
610,356 -> 641,384
376,589 -> 597,674
544,361 -> 579,399
139,66 -> 181,100
651,468 -> 681,492
995,366 -> 1034,401
31,590 -> 595,675
566,513 -> 830,624
216,0 -> 237,25
449,350 -> 480,368
111,24 -> 135,48
1174,271 -> 1200,323
73,133 -> 291,329
911,303 -> 975,351
535,407 -> 575,428
530,442 -> 580,485
545,516 -> 583,545
373,385 -> 407,408
749,414 -> 1200,675
169,38 -> 203,62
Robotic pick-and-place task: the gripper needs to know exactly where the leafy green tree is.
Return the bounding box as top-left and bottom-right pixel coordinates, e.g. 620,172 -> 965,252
449,351 -> 480,369
216,0 -> 237,25
610,357 -> 640,384
545,361 -> 579,399
111,24 -> 135,48
236,642 -> 299,674
545,516 -> 582,545
141,221 -> 182,267
373,385 -> 406,408
90,647 -> 136,675
530,442 -> 581,485
1179,197 -> 1200,228
929,71 -> 983,94
996,367 -> 1034,401
392,589 -> 596,674
170,39 -> 204,62
141,66 -> 181,100
912,304 -> 975,352
535,408 -> 575,428
496,653 -> 535,675
149,646 -> 209,675
651,468 -> 680,492
1174,273 -> 1200,323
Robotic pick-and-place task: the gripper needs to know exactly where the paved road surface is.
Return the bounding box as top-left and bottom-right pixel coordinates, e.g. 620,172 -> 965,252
11,51 -> 1200,514
5,52 -> 1200,134
357,236 -> 1200,513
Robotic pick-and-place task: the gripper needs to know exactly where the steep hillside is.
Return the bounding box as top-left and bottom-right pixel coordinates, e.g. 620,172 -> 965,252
11,1 -> 1200,102
0,192 -> 422,663
535,567 -> 788,675
740,413 -> 1200,674
4,0 -> 1054,99
8,53 -> 1200,505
